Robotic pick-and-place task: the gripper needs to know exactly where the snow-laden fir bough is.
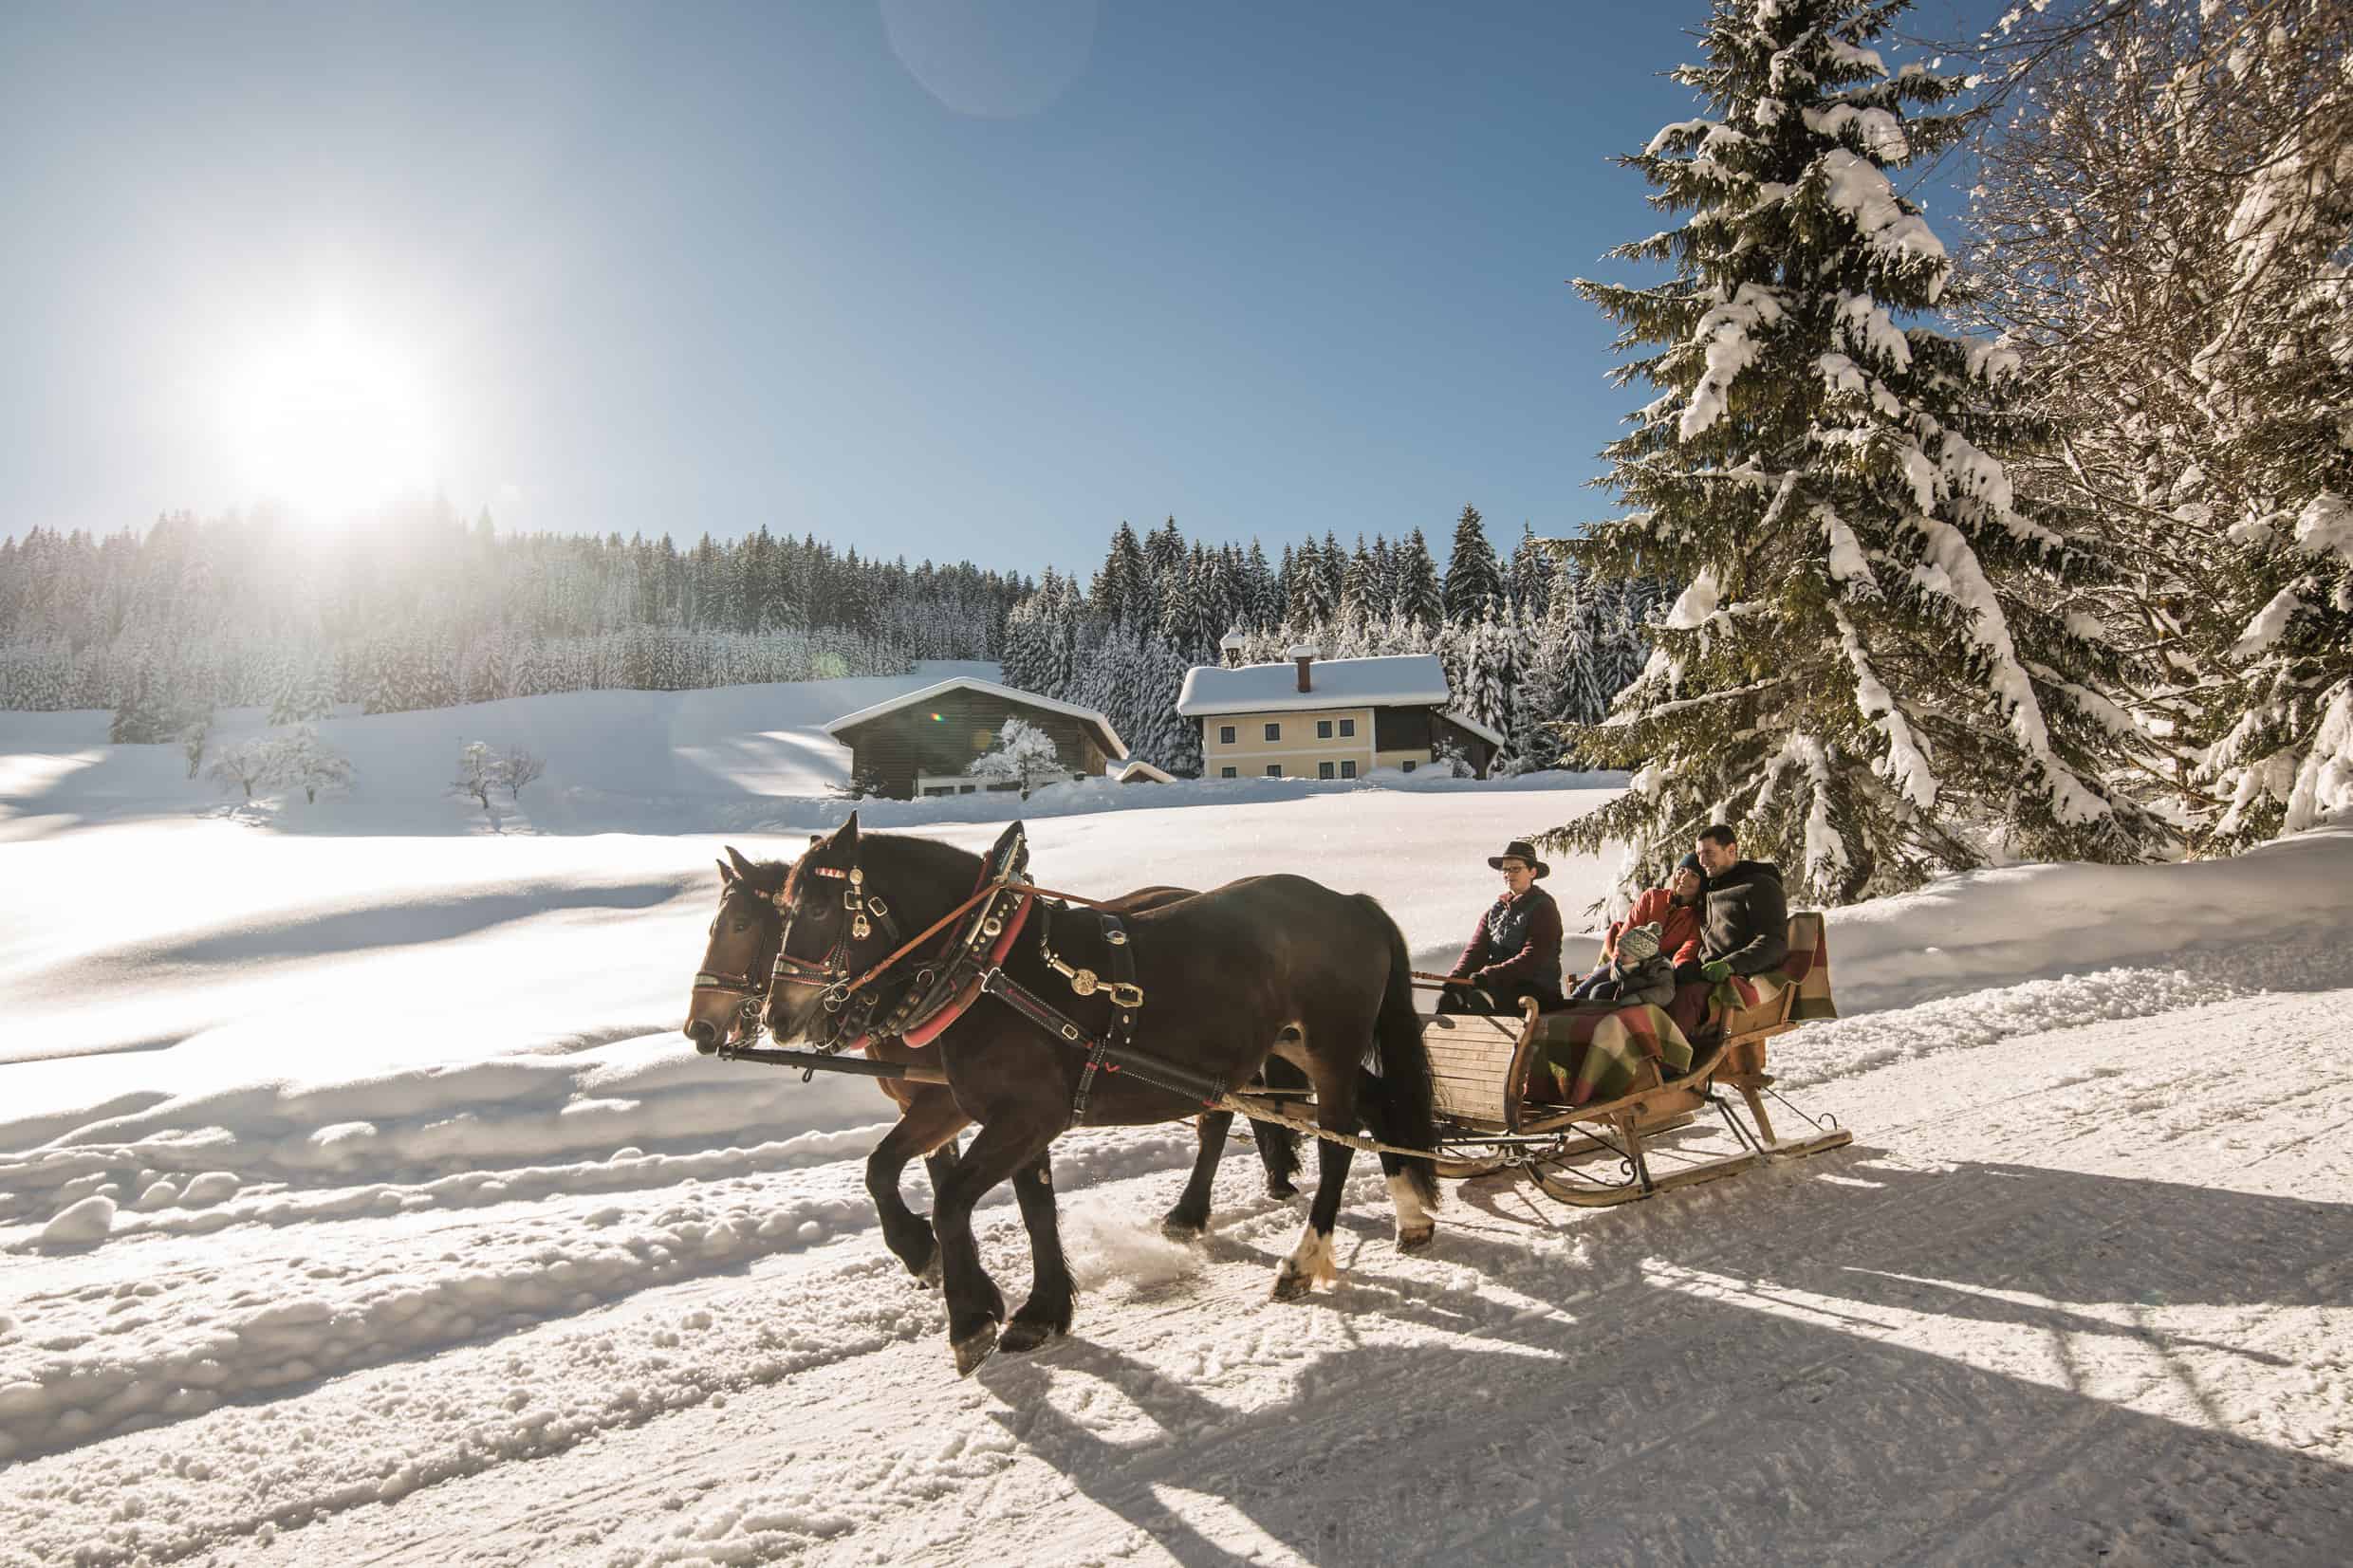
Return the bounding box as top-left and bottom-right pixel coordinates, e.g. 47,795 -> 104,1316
1544,0 -> 2172,904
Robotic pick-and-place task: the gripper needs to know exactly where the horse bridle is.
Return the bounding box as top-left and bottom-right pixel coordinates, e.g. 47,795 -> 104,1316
692,882 -> 794,1047
769,859 -> 909,1050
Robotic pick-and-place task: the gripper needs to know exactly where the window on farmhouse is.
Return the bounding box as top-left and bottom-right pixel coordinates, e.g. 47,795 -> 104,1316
1264,722 -> 1281,742
1220,766 -> 1237,779
1341,760 -> 1357,779
1316,720 -> 1332,739
1318,762 -> 1334,779
1265,764 -> 1282,778
1401,760 -> 1417,773
1339,718 -> 1355,737
1219,725 -> 1236,746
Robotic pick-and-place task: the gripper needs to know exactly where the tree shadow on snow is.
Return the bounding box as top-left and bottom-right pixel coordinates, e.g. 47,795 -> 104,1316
968,1156 -> 2353,1565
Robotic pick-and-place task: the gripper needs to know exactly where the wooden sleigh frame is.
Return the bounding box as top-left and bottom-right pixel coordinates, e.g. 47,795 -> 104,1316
1399,912 -> 1849,1208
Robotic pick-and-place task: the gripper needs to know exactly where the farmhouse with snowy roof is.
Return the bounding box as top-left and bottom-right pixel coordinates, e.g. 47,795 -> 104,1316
824,676 -> 1126,799
1176,641 -> 1500,781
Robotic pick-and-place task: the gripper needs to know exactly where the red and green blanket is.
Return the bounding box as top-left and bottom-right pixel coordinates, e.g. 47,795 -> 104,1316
1529,1004 -> 1695,1106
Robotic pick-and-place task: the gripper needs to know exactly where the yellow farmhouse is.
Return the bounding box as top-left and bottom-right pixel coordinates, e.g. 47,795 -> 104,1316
1176,642 -> 1502,781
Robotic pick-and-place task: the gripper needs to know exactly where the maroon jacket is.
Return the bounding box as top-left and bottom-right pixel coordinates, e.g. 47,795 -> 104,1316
1449,886 -> 1565,990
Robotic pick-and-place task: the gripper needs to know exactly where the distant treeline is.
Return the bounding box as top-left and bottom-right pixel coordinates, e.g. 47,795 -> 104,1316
0,502 -> 1016,716
0,502 -> 1658,783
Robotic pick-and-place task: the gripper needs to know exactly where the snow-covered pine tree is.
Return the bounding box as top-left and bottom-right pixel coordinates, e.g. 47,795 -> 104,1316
1455,600 -> 1524,759
1508,523 -> 1552,619
1242,541 -> 1277,630
1340,537 -> 1376,620
1092,523 -> 1152,630
1287,541 -> 1336,629
1396,528 -> 1443,630
1441,505 -> 1503,623
1544,0 -> 2166,904
1958,0 -> 2353,847
108,657 -> 173,744
1517,571 -> 1579,771
269,651 -> 337,726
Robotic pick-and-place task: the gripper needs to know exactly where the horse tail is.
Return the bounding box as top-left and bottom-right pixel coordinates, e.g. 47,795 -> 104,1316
1362,895 -> 1441,1210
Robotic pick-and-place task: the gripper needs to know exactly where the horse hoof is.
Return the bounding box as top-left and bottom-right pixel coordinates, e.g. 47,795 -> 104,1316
1160,1213 -> 1207,1242
1000,1319 -> 1064,1356
1265,1181 -> 1299,1201
1398,1224 -> 1436,1253
1269,1265 -> 1314,1302
952,1320 -> 999,1377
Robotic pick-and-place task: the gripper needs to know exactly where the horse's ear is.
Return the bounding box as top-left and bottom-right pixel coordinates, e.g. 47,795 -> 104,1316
716,858 -> 735,884
835,811 -> 861,855
725,844 -> 760,881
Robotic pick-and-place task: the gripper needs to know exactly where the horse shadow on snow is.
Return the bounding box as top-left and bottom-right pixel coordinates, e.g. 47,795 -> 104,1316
965,1155 -> 2353,1566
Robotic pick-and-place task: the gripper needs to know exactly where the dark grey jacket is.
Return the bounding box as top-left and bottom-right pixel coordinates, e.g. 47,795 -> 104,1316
1605,951 -> 1678,1008
1694,859 -> 1789,977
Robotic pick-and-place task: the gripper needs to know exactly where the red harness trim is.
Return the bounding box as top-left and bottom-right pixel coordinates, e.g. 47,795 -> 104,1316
823,864 -> 1035,1057
899,888 -> 1032,1047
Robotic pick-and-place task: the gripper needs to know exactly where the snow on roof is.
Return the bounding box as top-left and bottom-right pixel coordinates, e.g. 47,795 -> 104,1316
1440,709 -> 1506,748
1114,759 -> 1176,784
1176,654 -> 1450,717
1217,631 -> 1249,649
824,677 -> 1128,761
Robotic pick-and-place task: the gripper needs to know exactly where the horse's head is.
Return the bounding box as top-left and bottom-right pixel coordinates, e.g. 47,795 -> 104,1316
683,845 -> 789,1053
762,812 -> 980,1050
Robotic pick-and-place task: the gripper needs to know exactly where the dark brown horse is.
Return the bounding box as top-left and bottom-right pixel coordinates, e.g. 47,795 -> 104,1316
683,846 -> 1298,1282
762,815 -> 1440,1374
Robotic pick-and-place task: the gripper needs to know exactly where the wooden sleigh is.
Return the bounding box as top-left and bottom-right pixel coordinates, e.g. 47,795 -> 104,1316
1406,912 -> 1849,1207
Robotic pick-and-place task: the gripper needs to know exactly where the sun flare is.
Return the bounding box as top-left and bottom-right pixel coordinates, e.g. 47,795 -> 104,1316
221,307 -> 449,524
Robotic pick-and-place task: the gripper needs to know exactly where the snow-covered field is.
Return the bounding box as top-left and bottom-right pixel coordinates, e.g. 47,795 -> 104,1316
5,673 -> 2351,1566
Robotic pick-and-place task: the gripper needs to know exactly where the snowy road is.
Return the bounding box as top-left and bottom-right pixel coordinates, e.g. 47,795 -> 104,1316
8,985 -> 2349,1566
7,692 -> 2351,1565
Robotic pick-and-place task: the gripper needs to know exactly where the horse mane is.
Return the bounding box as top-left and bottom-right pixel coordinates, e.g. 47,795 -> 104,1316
861,831 -> 984,890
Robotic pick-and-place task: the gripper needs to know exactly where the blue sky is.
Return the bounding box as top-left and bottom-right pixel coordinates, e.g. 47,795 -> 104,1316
0,0 -> 1998,574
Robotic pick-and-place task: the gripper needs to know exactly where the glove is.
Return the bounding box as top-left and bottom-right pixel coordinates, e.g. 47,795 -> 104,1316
1700,958 -> 1733,984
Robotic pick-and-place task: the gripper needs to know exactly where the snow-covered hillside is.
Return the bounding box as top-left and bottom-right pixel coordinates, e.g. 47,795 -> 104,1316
4,676 -> 2351,1565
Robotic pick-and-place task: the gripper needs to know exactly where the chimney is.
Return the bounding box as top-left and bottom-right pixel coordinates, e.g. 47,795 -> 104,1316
1218,631 -> 1248,671
1287,643 -> 1321,693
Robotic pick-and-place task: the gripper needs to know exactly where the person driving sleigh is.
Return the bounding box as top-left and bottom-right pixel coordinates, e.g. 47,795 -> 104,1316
1440,839 -> 1566,1015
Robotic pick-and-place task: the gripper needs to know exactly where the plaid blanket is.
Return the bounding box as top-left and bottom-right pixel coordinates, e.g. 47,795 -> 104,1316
1529,1004 -> 1695,1108
1788,912 -> 1837,1022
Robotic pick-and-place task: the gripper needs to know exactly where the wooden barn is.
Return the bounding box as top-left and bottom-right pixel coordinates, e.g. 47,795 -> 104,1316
823,677 -> 1127,800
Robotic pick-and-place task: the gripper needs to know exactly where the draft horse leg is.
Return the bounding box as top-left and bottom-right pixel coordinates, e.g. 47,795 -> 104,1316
1273,1036 -> 1364,1301
1357,1065 -> 1435,1250
1161,1110 -> 1300,1239
932,1111 -> 1062,1376
864,1088 -> 970,1282
999,1147 -> 1076,1356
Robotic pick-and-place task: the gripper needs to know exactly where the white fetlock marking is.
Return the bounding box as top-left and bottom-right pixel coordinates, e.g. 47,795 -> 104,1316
1281,1226 -> 1338,1288
1386,1172 -> 1434,1235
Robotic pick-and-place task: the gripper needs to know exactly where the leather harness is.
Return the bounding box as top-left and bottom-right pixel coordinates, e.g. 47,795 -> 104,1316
763,826 -> 1214,1118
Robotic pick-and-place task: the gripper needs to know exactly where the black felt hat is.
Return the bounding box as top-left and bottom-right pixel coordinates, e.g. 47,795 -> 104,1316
1487,839 -> 1550,879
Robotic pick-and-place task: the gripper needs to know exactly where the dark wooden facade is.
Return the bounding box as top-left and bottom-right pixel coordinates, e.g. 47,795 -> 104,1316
1372,705 -> 1495,779
1437,713 -> 1498,779
834,687 -> 1117,800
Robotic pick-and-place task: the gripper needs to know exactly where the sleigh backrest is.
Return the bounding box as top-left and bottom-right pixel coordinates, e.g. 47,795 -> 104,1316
1423,1007 -> 1538,1133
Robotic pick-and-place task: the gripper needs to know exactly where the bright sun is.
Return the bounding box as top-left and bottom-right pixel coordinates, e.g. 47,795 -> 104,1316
221,307 -> 449,524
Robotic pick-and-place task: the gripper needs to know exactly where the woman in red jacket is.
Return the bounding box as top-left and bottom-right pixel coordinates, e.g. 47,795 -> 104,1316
1566,855 -> 1706,1003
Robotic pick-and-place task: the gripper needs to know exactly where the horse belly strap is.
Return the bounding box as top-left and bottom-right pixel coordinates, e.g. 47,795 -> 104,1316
977,965 -> 1226,1109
